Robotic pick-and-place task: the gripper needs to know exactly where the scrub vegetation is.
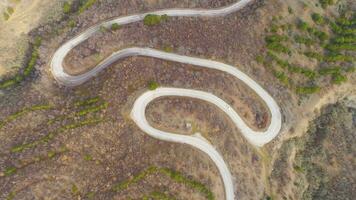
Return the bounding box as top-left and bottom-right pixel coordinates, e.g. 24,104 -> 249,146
113,166 -> 214,200
270,103 -> 355,200
257,2 -> 355,95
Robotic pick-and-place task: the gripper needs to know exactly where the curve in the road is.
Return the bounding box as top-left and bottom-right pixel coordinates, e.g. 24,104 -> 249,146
50,1 -> 282,200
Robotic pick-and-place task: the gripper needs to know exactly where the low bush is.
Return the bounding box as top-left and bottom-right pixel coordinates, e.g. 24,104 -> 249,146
143,14 -> 168,26
148,81 -> 159,90
332,73 -> 347,84
304,52 -> 324,61
63,1 -> 72,14
110,23 -> 121,31
324,53 -> 353,62
332,36 -> 356,44
319,0 -> 335,9
319,67 -> 341,75
294,35 -> 314,46
78,0 -> 97,13
296,86 -> 320,94
273,71 -> 290,85
311,13 -> 325,25
297,19 -> 309,31
113,166 -> 214,200
0,36 -> 42,89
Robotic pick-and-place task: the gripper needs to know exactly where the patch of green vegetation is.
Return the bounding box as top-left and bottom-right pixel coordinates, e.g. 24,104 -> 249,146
74,96 -> 101,107
63,1 -> 72,14
265,34 -> 291,54
110,23 -> 121,31
311,13 -> 325,25
332,35 -> 356,44
273,71 -> 290,86
297,19 -> 309,31
78,0 -> 97,13
4,166 -> 17,176
307,27 -> 328,42
304,51 -> 324,61
295,104 -> 355,199
5,147 -> 68,178
324,53 -> 353,62
319,0 -> 335,9
163,45 -> 173,53
288,7 -> 293,14
113,166 -> 157,192
318,66 -> 341,75
3,7 -> 14,20
85,191 -> 95,199
10,118 -> 104,153
0,36 -> 42,89
7,7 -> 14,15
68,19 -> 76,28
256,55 -> 264,64
0,104 -> 52,129
331,73 -> 347,84
326,43 -> 356,51
77,102 -> 108,116
296,86 -> 320,94
113,166 -> 214,200
293,165 -> 304,173
267,51 -> 316,79
159,168 -> 214,200
71,184 -> 80,195
6,191 -> 15,200
83,154 -> 93,161
143,14 -> 168,26
148,81 -> 159,90
3,12 -> 10,20
294,35 -> 314,46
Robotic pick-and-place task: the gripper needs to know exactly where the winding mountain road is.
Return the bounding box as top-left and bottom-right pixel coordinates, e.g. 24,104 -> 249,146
50,1 -> 282,200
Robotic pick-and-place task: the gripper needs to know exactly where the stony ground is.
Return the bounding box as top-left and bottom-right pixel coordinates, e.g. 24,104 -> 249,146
0,0 -> 355,199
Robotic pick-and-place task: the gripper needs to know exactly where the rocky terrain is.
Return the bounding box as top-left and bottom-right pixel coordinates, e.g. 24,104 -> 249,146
0,0 -> 355,199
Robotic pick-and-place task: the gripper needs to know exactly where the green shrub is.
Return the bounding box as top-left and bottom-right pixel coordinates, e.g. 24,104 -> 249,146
274,71 -> 290,85
68,20 -> 76,28
326,44 -> 356,51
319,67 -> 341,75
332,73 -> 347,84
319,0 -> 334,8
63,1 -> 71,14
148,81 -> 159,90
304,52 -> 324,61
74,97 -> 100,107
143,14 -> 168,26
79,0 -> 97,13
333,36 -> 356,44
163,45 -> 173,52
297,19 -> 309,31
266,43 -> 291,54
308,27 -> 328,41
113,166 -> 214,200
311,13 -> 325,25
77,102 -> 108,116
110,23 -> 121,31
294,35 -> 314,46
256,55 -> 264,64
4,166 -> 17,176
324,53 -> 353,62
7,7 -> 14,15
0,36 -> 42,89
3,12 -> 10,20
296,86 -> 320,94
288,7 -> 293,14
